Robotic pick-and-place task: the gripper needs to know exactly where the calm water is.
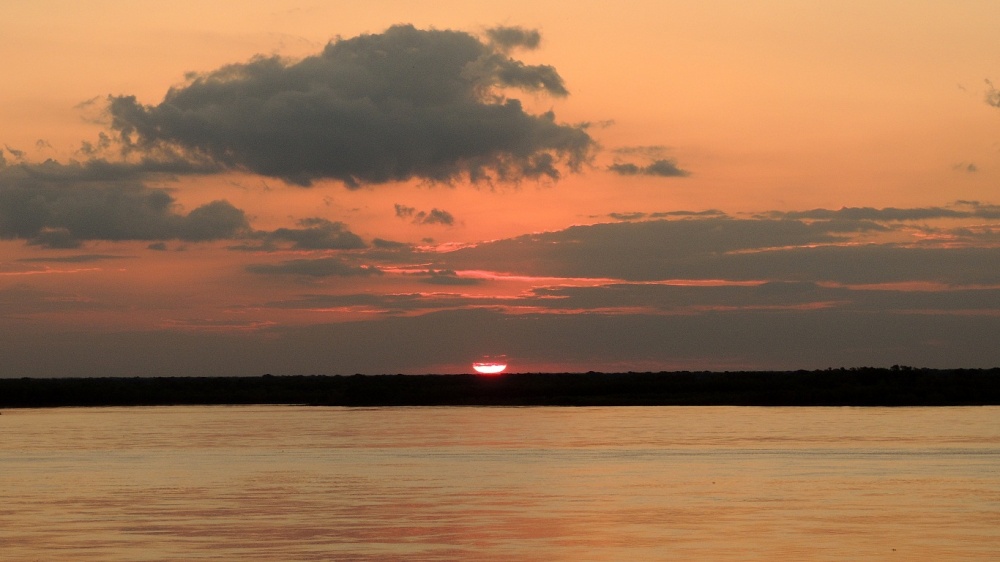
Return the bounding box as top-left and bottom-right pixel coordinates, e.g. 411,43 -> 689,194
1,406 -> 998,561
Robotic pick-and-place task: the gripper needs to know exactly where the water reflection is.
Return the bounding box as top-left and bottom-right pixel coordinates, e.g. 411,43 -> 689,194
2,406 -> 998,560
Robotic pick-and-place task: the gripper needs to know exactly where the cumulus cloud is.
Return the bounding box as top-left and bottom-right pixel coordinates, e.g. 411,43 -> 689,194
608,159 -> 689,177
106,24 -> 594,188
245,257 -> 382,277
0,161 -> 249,248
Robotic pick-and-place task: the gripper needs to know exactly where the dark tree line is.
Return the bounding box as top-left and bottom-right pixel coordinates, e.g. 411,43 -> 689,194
1,368 -> 998,408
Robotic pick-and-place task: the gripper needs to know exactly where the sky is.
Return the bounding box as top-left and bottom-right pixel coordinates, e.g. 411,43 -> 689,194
2,0 -> 999,376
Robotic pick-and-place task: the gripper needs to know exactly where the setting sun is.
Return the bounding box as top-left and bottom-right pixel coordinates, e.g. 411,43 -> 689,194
472,361 -> 508,375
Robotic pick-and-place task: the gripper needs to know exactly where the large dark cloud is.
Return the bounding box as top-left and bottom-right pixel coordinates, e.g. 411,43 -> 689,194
437,214 -> 1000,285
0,161 -> 249,248
106,24 -> 594,187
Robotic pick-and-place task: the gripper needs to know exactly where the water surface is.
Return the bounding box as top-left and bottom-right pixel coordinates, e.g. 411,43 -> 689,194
2,406 -> 998,560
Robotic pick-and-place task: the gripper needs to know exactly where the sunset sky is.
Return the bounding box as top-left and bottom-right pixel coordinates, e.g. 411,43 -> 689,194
2,1 -> 999,376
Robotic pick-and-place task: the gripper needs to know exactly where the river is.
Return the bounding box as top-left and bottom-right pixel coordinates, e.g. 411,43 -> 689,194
2,406 -> 998,560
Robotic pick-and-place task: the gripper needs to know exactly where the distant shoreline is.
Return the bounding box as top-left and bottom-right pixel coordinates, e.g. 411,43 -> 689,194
1,368 -> 998,408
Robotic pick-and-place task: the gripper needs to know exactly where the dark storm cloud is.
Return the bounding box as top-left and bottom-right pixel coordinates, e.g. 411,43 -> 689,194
0,161 -> 249,248
245,257 -> 382,277
608,159 -> 689,177
438,215 -> 1000,285
106,24 -> 594,187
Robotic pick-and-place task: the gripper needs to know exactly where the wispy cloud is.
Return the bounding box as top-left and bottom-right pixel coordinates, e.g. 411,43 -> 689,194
245,257 -> 382,277
608,159 -> 689,177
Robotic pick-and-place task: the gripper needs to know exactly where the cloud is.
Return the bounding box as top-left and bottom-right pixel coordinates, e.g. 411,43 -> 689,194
608,159 -> 689,177
420,269 -> 480,285
0,284 -> 110,316
18,254 -> 130,263
764,203 -> 1000,221
395,204 -> 456,225
485,26 -> 542,51
0,161 -> 249,248
608,209 -> 726,221
245,257 -> 382,277
417,209 -> 455,225
4,146 -> 26,162
609,212 -> 647,221
437,213 -> 1000,285
612,145 -> 670,157
372,238 -> 410,250
232,218 -> 365,251
394,204 -> 416,219
987,79 -> 1000,107
106,24 -> 594,187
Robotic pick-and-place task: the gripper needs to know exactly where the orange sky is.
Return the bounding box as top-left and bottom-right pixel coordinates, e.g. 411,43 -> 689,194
2,1 -> 999,375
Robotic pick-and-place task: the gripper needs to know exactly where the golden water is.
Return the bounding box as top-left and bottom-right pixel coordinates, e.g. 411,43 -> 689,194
2,406 -> 998,560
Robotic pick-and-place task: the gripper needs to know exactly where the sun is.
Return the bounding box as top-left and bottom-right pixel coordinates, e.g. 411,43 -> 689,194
472,356 -> 508,375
